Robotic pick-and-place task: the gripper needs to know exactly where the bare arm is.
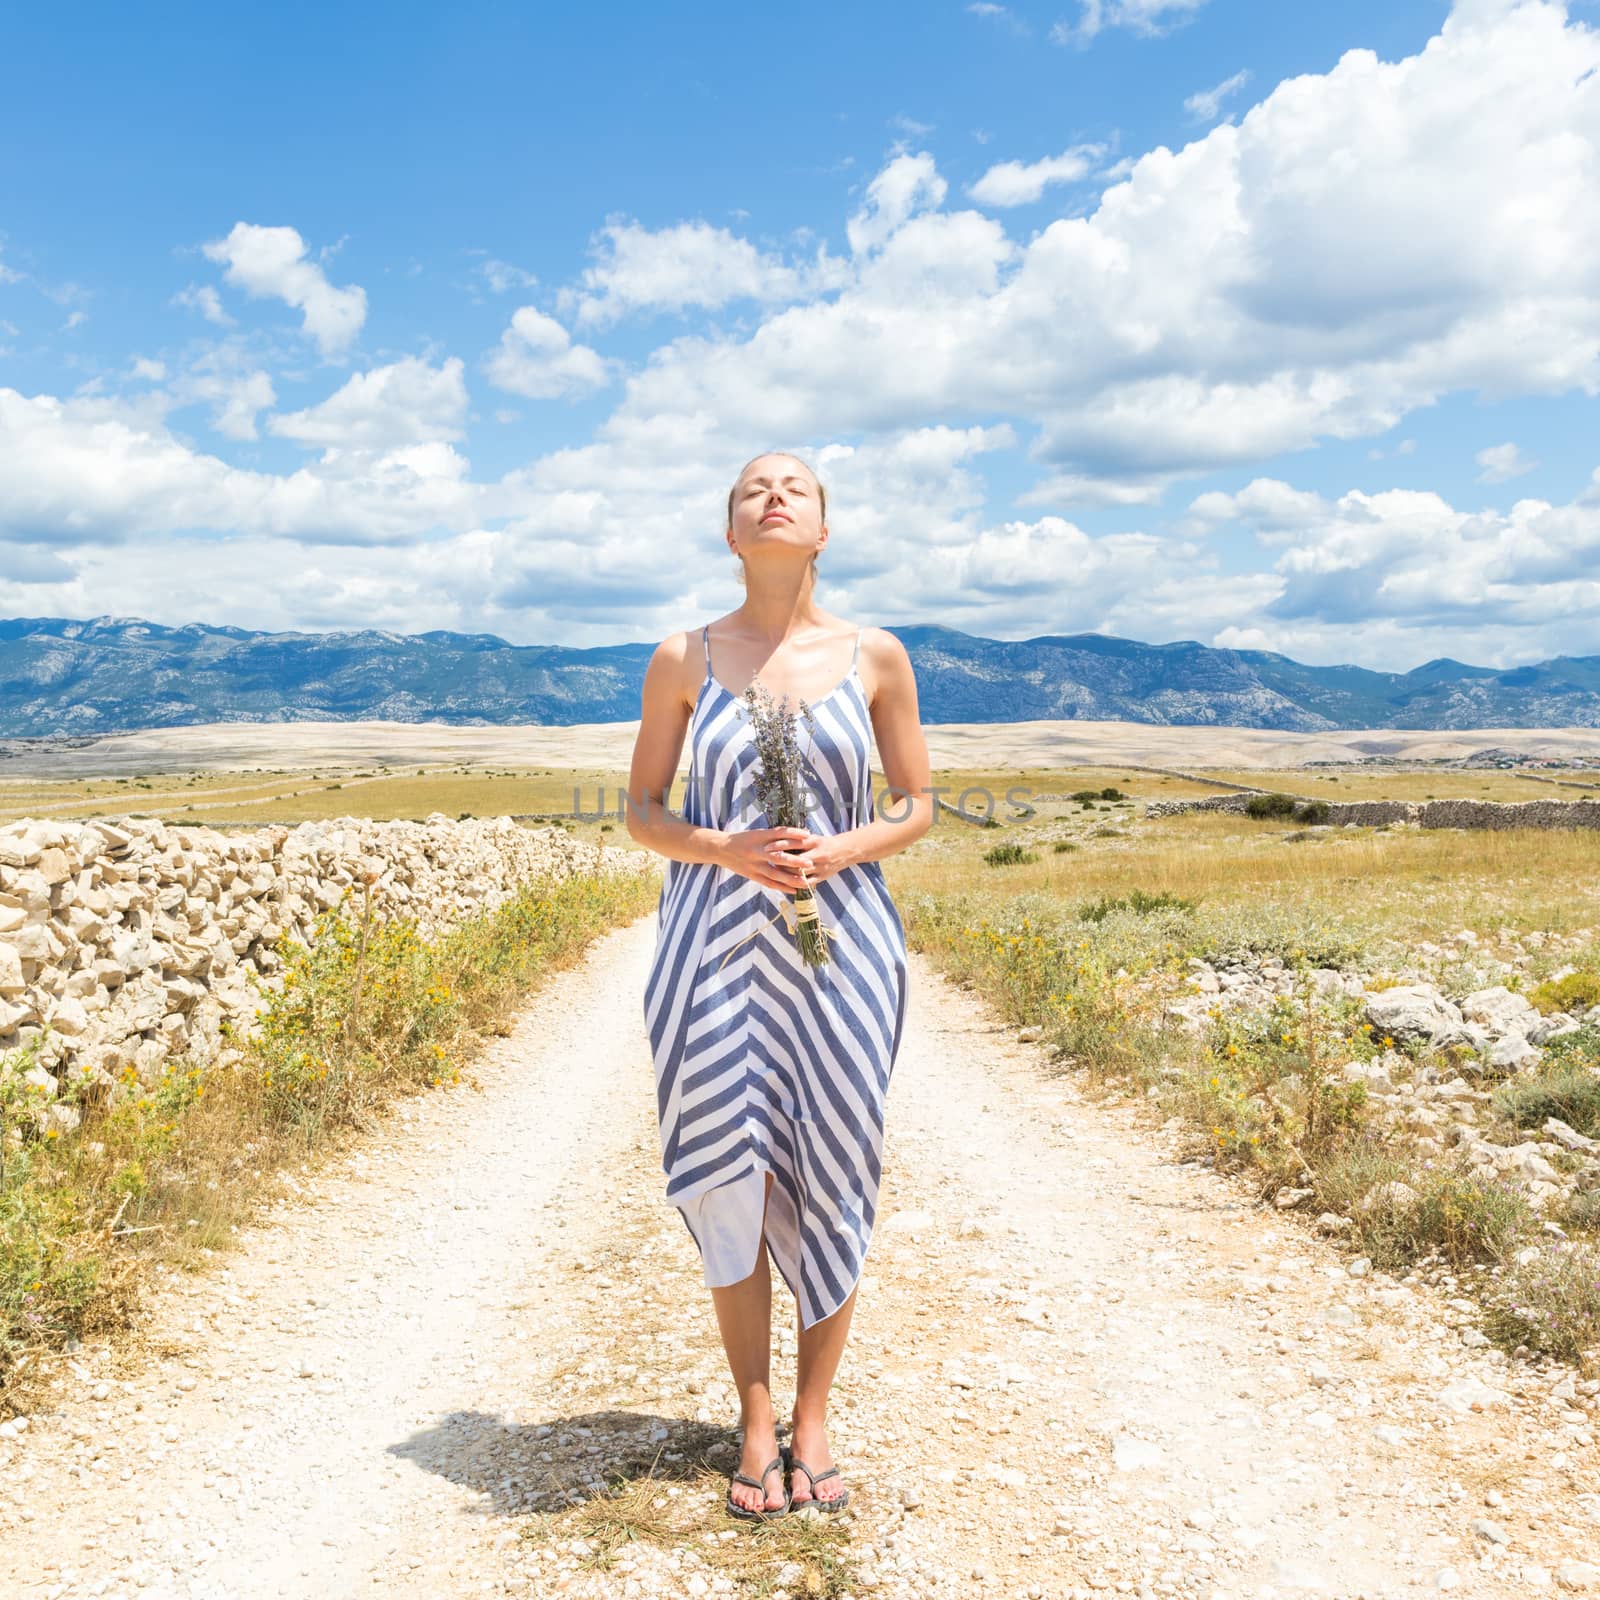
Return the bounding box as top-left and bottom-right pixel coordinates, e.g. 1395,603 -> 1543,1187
843,627 -> 935,865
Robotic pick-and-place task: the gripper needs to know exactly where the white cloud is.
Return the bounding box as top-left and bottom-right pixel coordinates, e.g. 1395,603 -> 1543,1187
1184,68 -> 1250,122
846,152 -> 948,254
0,543 -> 75,584
268,357 -> 468,449
1475,440 -> 1537,482
967,2 -> 1031,33
128,358 -> 167,383
10,0 -> 1600,672
173,283 -> 234,326
484,307 -> 613,399
1052,0 -> 1210,46
480,258 -> 538,293
0,386 -> 478,547
201,223 -> 367,357
185,368 -> 277,442
1190,468 -> 1600,658
598,1 -> 1600,488
1016,472 -> 1171,509
556,219 -> 851,330
967,144 -> 1105,207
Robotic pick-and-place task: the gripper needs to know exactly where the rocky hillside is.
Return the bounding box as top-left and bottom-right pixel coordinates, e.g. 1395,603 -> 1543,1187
2,614 -> 1598,736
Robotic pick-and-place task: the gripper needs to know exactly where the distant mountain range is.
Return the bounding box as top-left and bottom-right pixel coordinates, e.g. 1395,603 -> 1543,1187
1,615 -> 1597,738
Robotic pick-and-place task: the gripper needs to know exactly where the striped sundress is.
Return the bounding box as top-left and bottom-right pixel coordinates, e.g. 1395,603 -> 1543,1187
643,623 -> 910,1330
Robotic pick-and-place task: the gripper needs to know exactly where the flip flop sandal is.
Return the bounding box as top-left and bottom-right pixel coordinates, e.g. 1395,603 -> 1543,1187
783,1446 -> 850,1513
725,1454 -> 790,1521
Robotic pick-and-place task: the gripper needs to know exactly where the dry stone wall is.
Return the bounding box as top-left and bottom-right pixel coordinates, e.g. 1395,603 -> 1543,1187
0,812 -> 649,1127
1143,793 -> 1600,829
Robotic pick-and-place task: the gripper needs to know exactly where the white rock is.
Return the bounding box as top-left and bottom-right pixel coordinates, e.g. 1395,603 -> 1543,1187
1364,986 -> 1471,1046
1461,985 -> 1539,1035
1490,1035 -> 1541,1072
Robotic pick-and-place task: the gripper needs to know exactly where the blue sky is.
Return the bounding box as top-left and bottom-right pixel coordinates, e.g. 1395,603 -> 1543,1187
1,0 -> 1597,671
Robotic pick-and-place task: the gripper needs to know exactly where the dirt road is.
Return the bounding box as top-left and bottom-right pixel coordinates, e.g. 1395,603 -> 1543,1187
3,919 -> 1597,1599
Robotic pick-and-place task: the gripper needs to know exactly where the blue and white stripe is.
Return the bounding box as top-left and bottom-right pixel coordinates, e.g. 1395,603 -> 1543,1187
643,625 -> 910,1329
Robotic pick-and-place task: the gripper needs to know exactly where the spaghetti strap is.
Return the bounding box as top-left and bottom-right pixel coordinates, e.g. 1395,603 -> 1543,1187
851,627 -> 862,668
700,624 -> 712,680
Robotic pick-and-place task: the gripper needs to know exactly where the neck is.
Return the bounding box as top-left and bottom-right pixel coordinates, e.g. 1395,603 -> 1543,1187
737,567 -> 823,644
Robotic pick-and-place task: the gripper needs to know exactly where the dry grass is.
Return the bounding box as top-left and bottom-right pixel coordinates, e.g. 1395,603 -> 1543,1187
886,806 -> 1600,943
1195,767 -> 1591,802
525,1453 -> 859,1598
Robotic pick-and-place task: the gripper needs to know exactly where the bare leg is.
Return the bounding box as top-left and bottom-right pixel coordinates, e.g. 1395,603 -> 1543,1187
788,1281 -> 858,1505
708,1170 -> 785,1513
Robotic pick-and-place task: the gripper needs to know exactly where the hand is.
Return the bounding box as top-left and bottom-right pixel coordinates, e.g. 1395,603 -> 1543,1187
767,829 -> 853,889
716,826 -> 820,893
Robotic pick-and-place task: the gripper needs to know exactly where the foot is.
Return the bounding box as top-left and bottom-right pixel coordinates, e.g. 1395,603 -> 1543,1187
786,1416 -> 846,1507
729,1423 -> 786,1515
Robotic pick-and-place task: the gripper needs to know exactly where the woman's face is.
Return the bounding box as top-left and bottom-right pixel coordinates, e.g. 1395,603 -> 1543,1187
729,455 -> 824,557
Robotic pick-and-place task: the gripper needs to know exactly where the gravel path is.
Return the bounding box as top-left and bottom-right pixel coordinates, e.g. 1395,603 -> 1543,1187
3,918 -> 1597,1599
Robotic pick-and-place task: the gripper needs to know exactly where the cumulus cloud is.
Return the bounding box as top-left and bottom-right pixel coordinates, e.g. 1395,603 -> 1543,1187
0,386 -> 478,548
201,223 -> 367,357
184,368 -> 277,442
0,543 -> 75,584
1475,440 -> 1537,482
483,307 -> 613,399
596,1 -> 1600,488
1184,68 -> 1250,122
846,152 -> 948,255
268,357 -> 468,449
555,219 -> 851,329
967,144 -> 1105,207
1188,468 -> 1600,655
9,0 -> 1600,670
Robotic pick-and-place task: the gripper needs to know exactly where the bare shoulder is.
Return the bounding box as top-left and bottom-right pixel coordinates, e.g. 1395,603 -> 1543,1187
643,626 -> 706,713
856,625 -> 913,708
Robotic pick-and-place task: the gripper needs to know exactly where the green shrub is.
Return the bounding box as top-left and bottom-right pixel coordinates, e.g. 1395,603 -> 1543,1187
1069,789 -> 1103,803
1481,1240 -> 1600,1361
1098,787 -> 1126,801
1315,1138 -> 1534,1270
983,842 -> 1037,867
1245,792 -> 1298,819
1530,971 -> 1600,1015
1491,1060 -> 1600,1138
1052,841 -> 1078,853
1078,888 -> 1198,923
1293,800 -> 1331,824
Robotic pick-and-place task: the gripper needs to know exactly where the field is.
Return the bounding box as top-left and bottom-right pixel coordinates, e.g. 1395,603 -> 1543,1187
6,719 -> 1600,1394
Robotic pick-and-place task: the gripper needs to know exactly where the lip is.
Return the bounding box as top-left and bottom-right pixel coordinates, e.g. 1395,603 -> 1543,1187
760,510 -> 792,523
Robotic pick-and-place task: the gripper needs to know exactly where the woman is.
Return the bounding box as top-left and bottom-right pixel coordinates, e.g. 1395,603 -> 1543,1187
628,451 -> 933,1520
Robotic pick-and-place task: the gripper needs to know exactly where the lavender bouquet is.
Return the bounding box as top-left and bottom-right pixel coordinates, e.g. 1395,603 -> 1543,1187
731,679 -> 837,968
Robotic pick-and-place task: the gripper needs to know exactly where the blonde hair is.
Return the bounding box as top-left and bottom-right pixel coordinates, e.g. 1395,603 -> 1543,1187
727,451 -> 827,589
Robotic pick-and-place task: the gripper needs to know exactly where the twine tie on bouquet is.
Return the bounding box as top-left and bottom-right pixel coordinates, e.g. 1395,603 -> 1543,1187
716,868 -> 844,971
